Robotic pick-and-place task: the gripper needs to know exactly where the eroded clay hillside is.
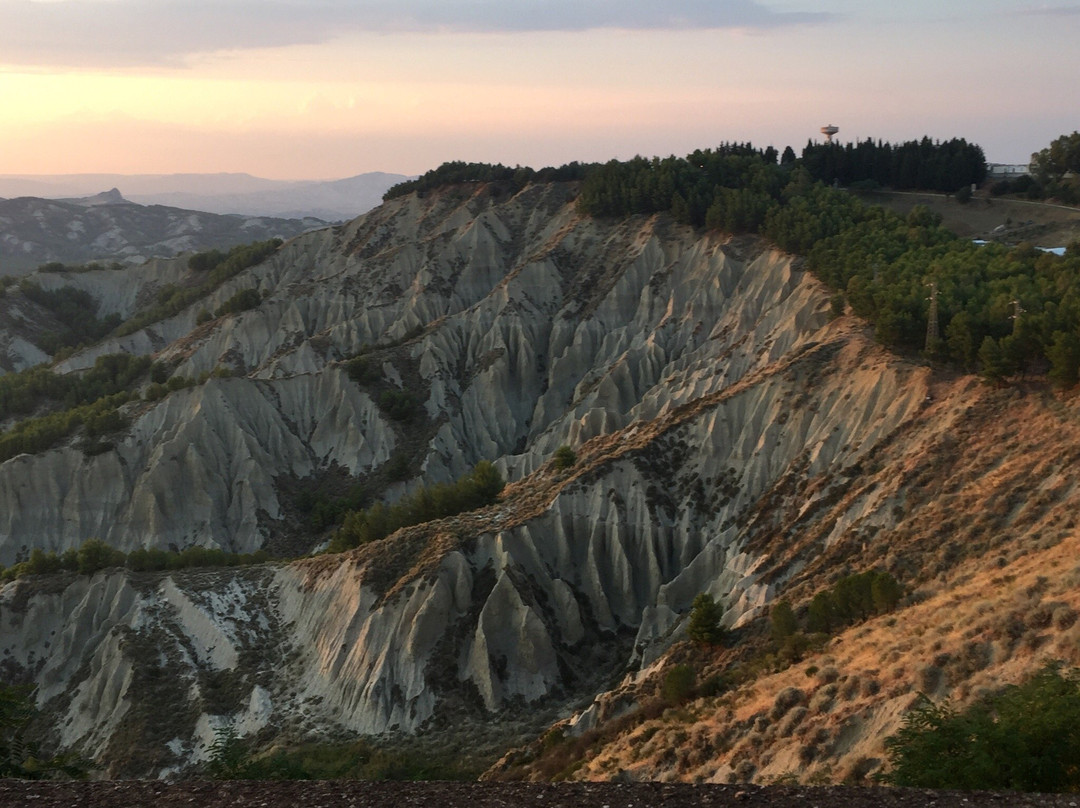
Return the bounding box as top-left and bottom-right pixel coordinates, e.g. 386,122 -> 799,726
1,181 -> 1075,779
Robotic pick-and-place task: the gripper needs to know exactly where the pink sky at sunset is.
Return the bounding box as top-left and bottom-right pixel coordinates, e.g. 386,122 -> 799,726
0,0 -> 1077,180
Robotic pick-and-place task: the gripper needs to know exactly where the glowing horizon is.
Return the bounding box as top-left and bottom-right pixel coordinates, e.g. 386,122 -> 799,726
0,1 -> 1076,179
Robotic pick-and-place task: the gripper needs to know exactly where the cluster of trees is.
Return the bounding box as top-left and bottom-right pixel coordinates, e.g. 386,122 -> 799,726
885,663 -> 1080,792
576,144 -> 785,227
804,569 -> 903,633
383,161 -> 593,201
994,131 -> 1080,204
36,260 -> 125,274
569,147 -> 1080,386
328,461 -> 504,552
0,538 -> 272,583
803,199 -> 1080,383
17,281 -> 121,356
0,392 -> 129,463
801,137 -> 986,192
0,353 -> 158,462
114,238 -> 281,338
765,570 -> 901,665
0,352 -> 153,421
214,288 -> 262,318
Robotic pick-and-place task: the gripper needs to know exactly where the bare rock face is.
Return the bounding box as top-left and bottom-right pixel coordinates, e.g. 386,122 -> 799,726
0,182 -> 939,775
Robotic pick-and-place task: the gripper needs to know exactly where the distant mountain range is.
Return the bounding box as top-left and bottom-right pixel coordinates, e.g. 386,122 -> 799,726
0,190 -> 328,274
0,171 -> 410,222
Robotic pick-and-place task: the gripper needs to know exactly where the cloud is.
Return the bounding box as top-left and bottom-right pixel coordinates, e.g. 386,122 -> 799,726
0,0 -> 835,67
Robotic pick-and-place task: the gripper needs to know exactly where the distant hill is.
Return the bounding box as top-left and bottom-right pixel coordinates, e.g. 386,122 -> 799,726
0,171 -> 410,221
0,192 -> 326,274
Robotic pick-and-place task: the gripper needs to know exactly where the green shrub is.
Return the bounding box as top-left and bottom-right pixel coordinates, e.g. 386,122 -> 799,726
661,664 -> 697,705
378,390 -> 418,422
345,356 -> 383,385
76,539 -> 125,575
552,445 -> 577,470
885,663 -> 1080,792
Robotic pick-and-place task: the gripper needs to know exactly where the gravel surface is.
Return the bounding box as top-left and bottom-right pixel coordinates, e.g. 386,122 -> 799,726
0,781 -> 1076,807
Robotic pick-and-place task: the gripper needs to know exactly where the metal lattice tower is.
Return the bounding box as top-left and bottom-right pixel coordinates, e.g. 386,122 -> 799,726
1010,299 -> 1025,333
925,280 -> 939,351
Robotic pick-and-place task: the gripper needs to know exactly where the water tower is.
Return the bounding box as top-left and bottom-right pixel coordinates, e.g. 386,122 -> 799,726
821,124 -> 839,143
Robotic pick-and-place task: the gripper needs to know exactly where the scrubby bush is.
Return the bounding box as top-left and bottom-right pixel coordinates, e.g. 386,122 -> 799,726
661,664 -> 697,705
552,445 -> 577,470
885,663 -> 1080,792
377,390 -> 418,422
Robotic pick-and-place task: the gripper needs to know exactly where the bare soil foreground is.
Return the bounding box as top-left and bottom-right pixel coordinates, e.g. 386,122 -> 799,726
1,781 -> 1077,808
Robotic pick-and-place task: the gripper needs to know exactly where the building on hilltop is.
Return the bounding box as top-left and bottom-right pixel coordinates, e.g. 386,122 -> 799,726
987,163 -> 1031,179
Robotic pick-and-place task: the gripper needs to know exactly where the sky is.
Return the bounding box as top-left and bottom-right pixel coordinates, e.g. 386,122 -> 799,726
0,0 -> 1077,179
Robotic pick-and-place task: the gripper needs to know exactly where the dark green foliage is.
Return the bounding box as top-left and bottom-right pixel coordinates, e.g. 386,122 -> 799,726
114,238 -> 281,338
16,281 -> 121,355
978,336 -> 1009,384
0,353 -> 152,462
0,683 -> 86,779
0,392 -> 132,463
1,540 -> 272,582
805,569 -> 903,634
661,664 -> 696,705
377,390 -> 417,422
801,136 -> 986,192
577,144 -> 783,227
345,355 -> 383,385
686,593 -> 727,646
885,663 -> 1080,792
383,161 -> 593,201
188,249 -> 227,272
1031,132 -> 1080,183
770,600 -> 798,645
75,538 -> 125,574
552,445 -> 577,470
807,591 -> 837,634
1048,331 -> 1080,390
206,727 -> 480,781
214,288 -> 262,318
329,461 -> 504,552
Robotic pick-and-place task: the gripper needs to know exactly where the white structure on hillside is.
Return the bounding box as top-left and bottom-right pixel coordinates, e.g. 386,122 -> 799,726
987,163 -> 1031,179
821,124 -> 839,144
